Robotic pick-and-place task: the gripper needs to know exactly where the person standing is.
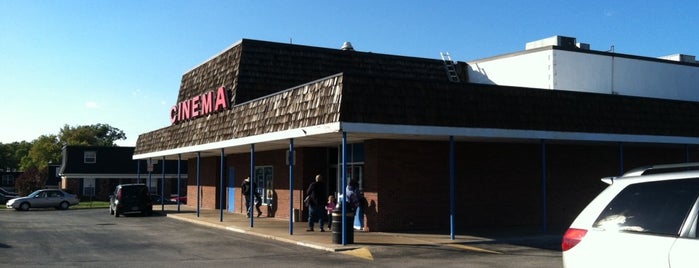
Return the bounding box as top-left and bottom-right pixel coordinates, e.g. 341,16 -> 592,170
241,177 -> 262,218
345,179 -> 360,212
325,195 -> 336,230
305,174 -> 326,232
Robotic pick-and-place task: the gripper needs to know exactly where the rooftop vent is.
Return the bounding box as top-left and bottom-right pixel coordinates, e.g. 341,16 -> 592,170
526,35 -> 579,50
658,54 -> 697,63
340,41 -> 354,51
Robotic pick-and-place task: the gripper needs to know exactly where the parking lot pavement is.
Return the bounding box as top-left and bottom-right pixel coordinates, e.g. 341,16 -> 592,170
157,204 -> 563,257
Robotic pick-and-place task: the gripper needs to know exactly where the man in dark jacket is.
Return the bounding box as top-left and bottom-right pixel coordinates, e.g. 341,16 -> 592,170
242,177 -> 262,217
305,174 -> 326,232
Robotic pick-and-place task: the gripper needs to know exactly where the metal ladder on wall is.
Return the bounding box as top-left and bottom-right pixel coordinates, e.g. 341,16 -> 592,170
440,52 -> 461,83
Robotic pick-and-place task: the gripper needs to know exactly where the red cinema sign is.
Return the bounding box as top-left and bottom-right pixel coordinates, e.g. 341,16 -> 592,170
170,86 -> 229,124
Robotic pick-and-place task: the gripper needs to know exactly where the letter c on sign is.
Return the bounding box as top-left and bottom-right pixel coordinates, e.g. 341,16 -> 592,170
170,105 -> 178,124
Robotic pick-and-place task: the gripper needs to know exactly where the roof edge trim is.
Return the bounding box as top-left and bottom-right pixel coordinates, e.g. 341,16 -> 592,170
133,122 -> 341,159
60,174 -> 188,179
340,122 -> 699,144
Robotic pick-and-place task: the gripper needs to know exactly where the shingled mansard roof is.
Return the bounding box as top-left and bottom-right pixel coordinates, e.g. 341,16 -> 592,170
134,39 -> 699,159
61,146 -> 186,178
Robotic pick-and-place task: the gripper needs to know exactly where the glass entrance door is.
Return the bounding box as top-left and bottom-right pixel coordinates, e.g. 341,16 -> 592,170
254,166 -> 274,205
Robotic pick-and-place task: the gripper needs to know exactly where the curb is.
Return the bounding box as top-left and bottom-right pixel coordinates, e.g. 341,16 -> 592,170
166,213 -> 357,252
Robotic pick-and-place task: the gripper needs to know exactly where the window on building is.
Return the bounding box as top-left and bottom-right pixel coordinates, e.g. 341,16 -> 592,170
84,151 -> 97,164
330,143 -> 365,196
254,166 -> 274,205
148,178 -> 158,194
83,178 -> 95,197
2,174 -> 14,186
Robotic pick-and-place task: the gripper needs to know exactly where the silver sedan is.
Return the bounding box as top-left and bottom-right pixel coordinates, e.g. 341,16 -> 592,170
6,189 -> 80,211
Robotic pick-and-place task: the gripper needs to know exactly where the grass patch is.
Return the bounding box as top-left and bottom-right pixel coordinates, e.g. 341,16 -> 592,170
0,201 -> 110,210
73,201 -> 110,209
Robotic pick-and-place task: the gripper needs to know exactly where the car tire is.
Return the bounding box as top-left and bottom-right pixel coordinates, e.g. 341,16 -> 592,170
115,210 -> 120,217
19,202 -> 30,211
58,201 -> 69,210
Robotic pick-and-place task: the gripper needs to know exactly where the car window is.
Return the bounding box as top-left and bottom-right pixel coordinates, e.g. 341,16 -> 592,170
121,186 -> 148,198
48,191 -> 63,198
593,178 -> 699,236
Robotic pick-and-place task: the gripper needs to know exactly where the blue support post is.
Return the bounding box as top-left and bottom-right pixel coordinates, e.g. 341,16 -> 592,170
220,148 -> 225,222
161,156 -> 165,212
148,158 -> 152,195
289,138 -> 295,235
197,152 -> 201,217
137,160 -> 141,184
250,144 -> 255,227
541,140 -> 548,233
177,154 -> 181,213
341,132 -> 348,245
449,136 -> 455,240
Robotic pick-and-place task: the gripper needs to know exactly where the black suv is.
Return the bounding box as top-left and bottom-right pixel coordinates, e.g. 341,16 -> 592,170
109,184 -> 153,217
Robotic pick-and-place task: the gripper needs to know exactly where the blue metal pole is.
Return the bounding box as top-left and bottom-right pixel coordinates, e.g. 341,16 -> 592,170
341,132 -> 348,245
161,156 -> 165,212
197,152 -> 201,217
220,148 -> 225,222
449,136 -> 455,240
250,144 -> 255,227
541,140 -> 548,233
177,154 -> 181,213
289,138 -> 295,235
137,160 -> 141,184
148,158 -> 152,194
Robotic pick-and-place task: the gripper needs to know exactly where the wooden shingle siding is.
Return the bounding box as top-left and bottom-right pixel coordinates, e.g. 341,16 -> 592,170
135,74 -> 343,154
234,39 -> 450,105
135,38 -> 699,155
340,75 -> 699,137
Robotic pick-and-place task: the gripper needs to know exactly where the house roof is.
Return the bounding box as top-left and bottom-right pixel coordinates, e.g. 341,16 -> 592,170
134,39 -> 699,159
61,146 -> 187,178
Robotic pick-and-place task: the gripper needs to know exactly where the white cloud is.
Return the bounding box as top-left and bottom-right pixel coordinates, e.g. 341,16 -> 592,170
604,9 -> 616,17
85,101 -> 99,109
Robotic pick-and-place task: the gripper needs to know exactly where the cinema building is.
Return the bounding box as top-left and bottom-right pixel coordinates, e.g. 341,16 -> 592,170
134,37 -> 699,232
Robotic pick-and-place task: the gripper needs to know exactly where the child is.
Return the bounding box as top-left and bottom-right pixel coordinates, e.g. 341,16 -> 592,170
325,195 -> 336,230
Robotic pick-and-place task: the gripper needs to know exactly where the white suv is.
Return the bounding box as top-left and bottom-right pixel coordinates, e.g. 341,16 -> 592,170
562,162 -> 699,268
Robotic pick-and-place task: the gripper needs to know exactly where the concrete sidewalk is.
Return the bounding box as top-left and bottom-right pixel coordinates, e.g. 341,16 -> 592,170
156,204 -> 561,254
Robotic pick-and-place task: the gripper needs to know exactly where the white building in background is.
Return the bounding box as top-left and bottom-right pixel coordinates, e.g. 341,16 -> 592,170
467,35 -> 699,102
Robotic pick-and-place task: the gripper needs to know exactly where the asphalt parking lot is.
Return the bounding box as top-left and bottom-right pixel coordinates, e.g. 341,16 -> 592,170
0,207 -> 563,267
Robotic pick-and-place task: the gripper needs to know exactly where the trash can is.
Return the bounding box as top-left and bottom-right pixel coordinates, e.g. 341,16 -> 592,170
331,207 -> 354,244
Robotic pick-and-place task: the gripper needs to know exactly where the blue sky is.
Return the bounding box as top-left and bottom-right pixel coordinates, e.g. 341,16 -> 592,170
1,1 -> 697,146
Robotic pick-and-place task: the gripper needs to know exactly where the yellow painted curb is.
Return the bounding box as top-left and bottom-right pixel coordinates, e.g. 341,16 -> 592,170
342,247 -> 374,260
446,244 -> 502,254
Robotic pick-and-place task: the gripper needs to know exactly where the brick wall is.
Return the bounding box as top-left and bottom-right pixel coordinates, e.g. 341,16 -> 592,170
366,140 -> 694,232
182,139 -> 697,232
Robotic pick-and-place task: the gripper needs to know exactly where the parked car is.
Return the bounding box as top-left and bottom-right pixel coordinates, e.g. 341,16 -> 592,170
151,194 -> 176,204
169,195 -> 187,204
0,188 -> 18,205
0,187 -> 17,197
562,162 -> 699,268
109,184 -> 152,217
6,189 -> 80,211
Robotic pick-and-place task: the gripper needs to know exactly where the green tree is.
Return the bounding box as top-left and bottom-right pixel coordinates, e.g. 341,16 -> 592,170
0,141 -> 31,171
58,124 -> 126,147
19,135 -> 61,171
